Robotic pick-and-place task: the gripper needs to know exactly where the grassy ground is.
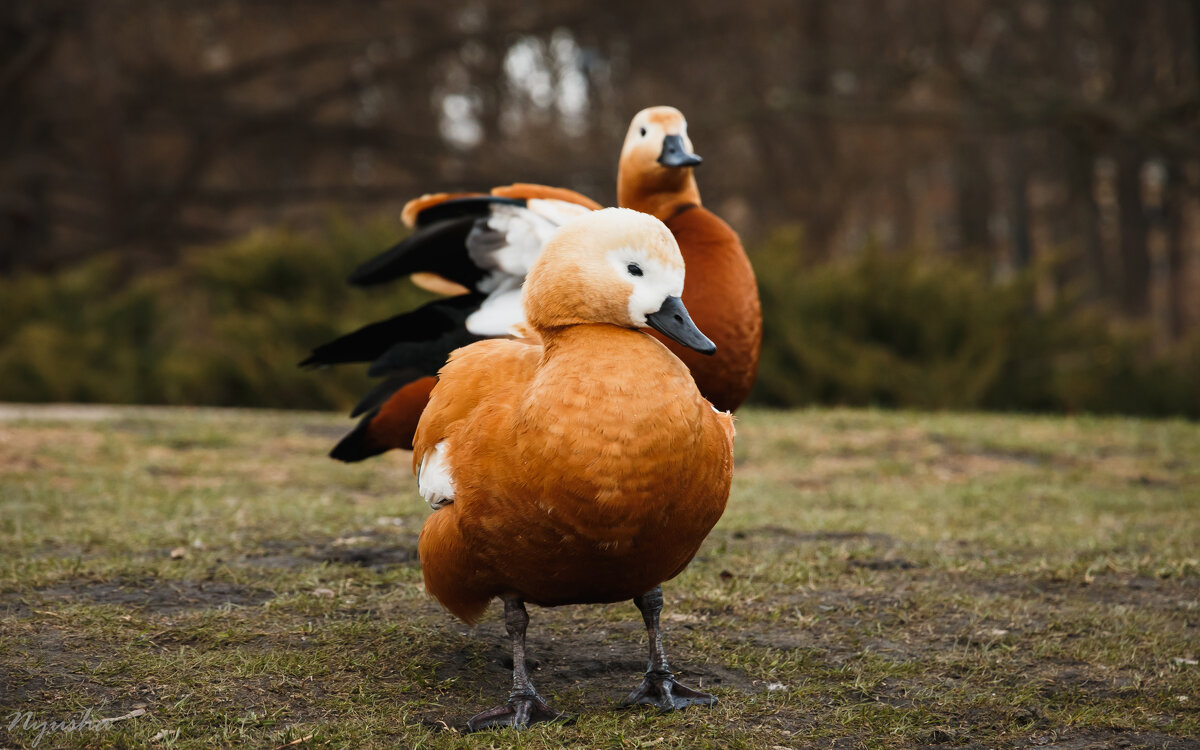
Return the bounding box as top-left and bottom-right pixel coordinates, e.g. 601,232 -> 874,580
0,405 -> 1197,749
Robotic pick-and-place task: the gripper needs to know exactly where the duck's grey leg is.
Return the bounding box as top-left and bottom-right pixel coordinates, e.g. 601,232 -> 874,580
622,585 -> 716,711
466,596 -> 571,731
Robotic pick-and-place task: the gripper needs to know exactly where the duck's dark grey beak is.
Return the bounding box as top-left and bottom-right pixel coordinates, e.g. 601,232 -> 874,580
657,134 -> 703,168
646,296 -> 716,355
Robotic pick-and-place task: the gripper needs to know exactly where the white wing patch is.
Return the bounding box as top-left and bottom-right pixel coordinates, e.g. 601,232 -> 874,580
465,276 -> 525,336
418,441 -> 455,509
463,199 -> 594,336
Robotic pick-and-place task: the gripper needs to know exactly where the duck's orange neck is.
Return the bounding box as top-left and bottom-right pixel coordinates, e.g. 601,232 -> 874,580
537,322 -> 644,355
617,166 -> 702,223
536,323 -> 684,377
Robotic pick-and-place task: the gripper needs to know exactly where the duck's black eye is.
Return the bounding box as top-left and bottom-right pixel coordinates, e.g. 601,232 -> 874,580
627,263 -> 643,277
639,127 -> 647,137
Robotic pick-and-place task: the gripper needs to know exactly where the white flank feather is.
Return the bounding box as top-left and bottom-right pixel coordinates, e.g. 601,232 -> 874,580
418,441 -> 455,509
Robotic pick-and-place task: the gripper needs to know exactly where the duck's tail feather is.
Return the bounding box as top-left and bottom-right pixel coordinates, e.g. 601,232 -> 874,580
320,187 -> 599,463
300,293 -> 484,370
330,376 -> 439,460
347,218 -> 482,289
329,409 -> 387,462
347,197 -> 527,288
366,328 -> 482,379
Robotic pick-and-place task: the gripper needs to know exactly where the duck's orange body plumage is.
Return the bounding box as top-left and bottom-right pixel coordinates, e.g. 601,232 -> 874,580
305,107 -> 760,462
416,326 -> 733,623
410,208 -> 734,729
659,206 -> 760,412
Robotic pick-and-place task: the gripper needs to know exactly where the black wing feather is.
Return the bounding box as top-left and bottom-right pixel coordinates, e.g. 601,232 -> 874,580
365,325 -> 483,379
413,195 -> 525,227
346,219 -> 479,288
347,196 -> 528,288
300,293 -> 485,369
329,409 -> 388,463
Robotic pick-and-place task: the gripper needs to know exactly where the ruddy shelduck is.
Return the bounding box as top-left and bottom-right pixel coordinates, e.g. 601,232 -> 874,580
303,106 -> 760,461
413,208 -> 734,730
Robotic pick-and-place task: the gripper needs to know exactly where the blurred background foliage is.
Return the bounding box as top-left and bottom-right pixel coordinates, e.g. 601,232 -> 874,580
0,220 -> 432,410
754,228 -> 1200,416
1,220 -> 1197,417
1,0 -> 1198,416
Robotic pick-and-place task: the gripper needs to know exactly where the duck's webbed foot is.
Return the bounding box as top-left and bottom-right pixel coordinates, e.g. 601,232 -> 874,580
622,585 -> 717,712
622,670 -> 716,711
465,596 -> 573,732
466,692 -> 571,731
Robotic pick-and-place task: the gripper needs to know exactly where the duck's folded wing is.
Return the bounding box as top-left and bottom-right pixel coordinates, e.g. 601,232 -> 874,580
399,184 -> 599,229
312,185 -> 596,463
489,183 -> 602,211
333,184 -> 597,356
348,187 -> 597,339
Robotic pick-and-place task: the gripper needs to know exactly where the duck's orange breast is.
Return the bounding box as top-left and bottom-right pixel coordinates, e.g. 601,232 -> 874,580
417,326 -> 733,623
657,205 -> 762,412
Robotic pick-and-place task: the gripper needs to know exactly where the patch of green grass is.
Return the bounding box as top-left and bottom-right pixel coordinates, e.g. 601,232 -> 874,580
0,406 -> 1197,749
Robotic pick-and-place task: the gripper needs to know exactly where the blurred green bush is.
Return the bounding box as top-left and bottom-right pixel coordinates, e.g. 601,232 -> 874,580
752,226 -> 1200,418
0,220 -> 1196,418
0,218 -> 431,411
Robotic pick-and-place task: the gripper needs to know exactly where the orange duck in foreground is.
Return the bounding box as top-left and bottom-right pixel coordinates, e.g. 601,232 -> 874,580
303,106 -> 761,460
413,208 -> 735,730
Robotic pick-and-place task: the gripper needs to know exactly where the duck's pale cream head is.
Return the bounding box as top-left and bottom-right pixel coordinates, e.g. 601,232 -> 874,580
523,208 -> 715,354
617,107 -> 703,218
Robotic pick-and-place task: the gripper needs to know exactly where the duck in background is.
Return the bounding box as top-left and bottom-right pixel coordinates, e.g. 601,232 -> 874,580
617,107 -> 761,413
411,208 -> 734,729
302,106 -> 761,460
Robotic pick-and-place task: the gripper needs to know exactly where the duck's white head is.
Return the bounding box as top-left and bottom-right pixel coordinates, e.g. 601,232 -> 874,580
523,208 -> 715,354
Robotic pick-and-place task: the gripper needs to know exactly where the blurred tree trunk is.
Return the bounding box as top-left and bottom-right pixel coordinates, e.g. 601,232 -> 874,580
953,137 -> 992,259
1063,140 -> 1107,301
1049,2 -> 1105,300
1164,165 -> 1189,338
1104,2 -> 1152,317
891,175 -> 914,251
1007,138 -> 1031,270
1115,147 -> 1150,317
0,1 -> 58,272
1174,0 -> 1200,336
799,0 -> 836,259
86,6 -> 132,257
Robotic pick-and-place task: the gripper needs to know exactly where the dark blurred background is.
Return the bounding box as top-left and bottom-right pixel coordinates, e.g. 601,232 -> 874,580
2,1 -> 1198,416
